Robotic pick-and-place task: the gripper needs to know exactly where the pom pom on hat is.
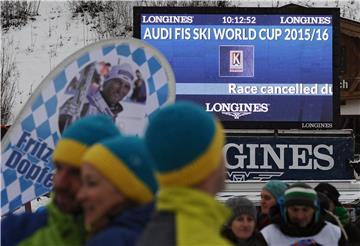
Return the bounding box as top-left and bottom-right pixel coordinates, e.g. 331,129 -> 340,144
145,101 -> 225,187
262,180 -> 288,200
52,115 -> 120,167
83,136 -> 158,204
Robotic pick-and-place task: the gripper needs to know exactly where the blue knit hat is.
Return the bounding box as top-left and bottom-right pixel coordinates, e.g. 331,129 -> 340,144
263,180 -> 288,200
145,101 -> 225,186
52,115 -> 121,167
83,136 -> 158,204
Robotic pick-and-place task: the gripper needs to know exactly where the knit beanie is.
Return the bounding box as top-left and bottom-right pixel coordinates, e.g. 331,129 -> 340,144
314,183 -> 341,206
144,101 -> 225,187
262,180 -> 288,200
226,197 -> 257,221
284,182 -> 317,208
83,136 -> 158,204
52,115 -> 120,167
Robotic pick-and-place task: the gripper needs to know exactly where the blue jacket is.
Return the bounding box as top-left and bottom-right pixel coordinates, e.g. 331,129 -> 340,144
2,209 -> 47,246
86,202 -> 154,246
1,201 -> 85,246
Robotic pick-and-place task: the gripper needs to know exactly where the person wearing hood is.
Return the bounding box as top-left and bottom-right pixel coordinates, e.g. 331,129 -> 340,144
77,135 -> 158,246
222,197 -> 261,246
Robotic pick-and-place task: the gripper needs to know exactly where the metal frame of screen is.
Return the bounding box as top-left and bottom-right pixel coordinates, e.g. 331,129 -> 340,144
133,6 -> 340,130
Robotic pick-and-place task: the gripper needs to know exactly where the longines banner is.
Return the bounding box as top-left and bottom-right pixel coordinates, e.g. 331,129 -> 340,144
1,39 -> 175,215
225,135 -> 355,182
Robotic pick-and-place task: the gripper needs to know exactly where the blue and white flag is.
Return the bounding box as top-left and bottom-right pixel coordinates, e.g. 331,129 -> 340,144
1,38 -> 175,215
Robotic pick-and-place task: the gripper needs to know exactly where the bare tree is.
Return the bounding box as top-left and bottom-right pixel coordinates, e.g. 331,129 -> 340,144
67,1 -> 230,39
1,37 -> 19,125
1,0 -> 41,32
94,1 -> 134,39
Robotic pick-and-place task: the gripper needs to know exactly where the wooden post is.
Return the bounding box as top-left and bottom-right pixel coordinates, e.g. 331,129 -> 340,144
24,201 -> 32,212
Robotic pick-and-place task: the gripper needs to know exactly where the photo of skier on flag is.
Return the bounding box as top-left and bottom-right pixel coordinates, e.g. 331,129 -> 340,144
58,61 -> 140,133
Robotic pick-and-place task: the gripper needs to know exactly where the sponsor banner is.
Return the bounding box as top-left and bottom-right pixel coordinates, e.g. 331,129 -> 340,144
1,39 -> 175,215
225,135 -> 354,182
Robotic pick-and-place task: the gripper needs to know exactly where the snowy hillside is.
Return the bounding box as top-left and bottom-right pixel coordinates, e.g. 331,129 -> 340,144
3,1 -> 99,122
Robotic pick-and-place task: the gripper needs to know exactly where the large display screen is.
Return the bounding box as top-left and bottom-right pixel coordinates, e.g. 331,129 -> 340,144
133,7 -> 340,129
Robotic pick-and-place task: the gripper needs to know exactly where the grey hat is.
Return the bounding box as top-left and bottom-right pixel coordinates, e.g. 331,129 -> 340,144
226,196 -> 257,221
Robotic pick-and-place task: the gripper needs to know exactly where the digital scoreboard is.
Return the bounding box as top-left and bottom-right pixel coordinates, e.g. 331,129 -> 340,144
133,7 -> 340,129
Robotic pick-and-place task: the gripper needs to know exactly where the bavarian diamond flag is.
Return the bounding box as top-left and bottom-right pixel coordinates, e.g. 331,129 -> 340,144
1,38 -> 175,215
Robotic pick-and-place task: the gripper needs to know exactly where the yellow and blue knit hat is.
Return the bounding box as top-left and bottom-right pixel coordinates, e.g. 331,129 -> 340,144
82,136 -> 158,204
145,101 -> 225,187
52,115 -> 121,167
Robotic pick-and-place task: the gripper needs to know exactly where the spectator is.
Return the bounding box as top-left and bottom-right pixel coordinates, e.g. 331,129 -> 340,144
315,182 -> 360,245
137,102 -> 232,246
317,192 -> 348,240
315,183 -> 349,226
259,182 -> 346,245
1,115 -> 121,246
77,136 -> 158,246
222,197 -> 260,246
258,180 -> 288,230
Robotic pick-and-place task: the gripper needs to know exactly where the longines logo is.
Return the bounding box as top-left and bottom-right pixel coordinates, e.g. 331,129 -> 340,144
301,123 -> 333,129
205,102 -> 269,119
226,171 -> 284,182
